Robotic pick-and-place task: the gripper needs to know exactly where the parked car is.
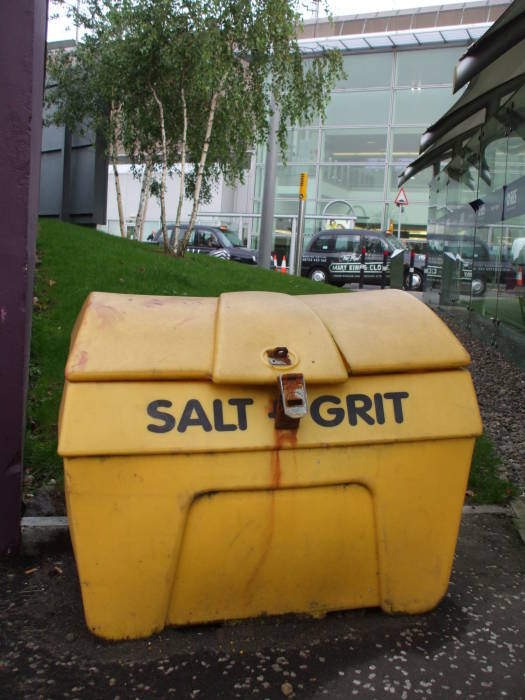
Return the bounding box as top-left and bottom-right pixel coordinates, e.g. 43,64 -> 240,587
148,224 -> 258,264
425,234 -> 513,296
301,229 -> 426,290
402,237 -> 428,255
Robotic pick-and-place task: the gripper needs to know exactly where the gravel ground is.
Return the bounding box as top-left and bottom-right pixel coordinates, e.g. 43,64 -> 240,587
434,308 -> 525,495
1,515 -> 524,699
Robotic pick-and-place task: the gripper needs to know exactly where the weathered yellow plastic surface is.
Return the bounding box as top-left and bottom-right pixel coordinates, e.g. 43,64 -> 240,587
302,289 -> 471,374
59,290 -> 482,640
65,289 -> 470,382
66,293 -> 217,381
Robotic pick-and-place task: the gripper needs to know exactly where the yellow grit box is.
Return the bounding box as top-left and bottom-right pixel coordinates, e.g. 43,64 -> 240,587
58,289 -> 482,640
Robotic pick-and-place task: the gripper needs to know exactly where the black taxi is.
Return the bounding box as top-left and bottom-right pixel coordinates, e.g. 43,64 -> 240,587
301,229 -> 425,290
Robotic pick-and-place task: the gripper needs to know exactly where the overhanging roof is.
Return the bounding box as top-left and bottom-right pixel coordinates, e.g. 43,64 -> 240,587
398,0 -> 525,187
454,0 -> 525,90
298,23 -> 490,55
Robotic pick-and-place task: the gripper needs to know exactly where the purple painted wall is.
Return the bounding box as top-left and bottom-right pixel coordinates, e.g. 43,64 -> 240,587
0,1 -> 48,554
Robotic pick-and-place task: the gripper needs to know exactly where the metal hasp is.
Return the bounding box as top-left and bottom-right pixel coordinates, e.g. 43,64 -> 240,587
267,346 -> 292,367
275,373 -> 308,430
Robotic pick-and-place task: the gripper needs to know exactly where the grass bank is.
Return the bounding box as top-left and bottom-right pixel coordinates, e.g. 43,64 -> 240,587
26,219 -> 338,487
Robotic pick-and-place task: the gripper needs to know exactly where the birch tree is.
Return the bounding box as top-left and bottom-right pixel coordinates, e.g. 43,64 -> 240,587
51,0 -> 343,256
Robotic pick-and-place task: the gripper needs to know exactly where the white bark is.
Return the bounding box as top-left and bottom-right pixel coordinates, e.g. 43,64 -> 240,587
139,166 -> 152,241
151,86 -> 171,254
135,158 -> 152,241
177,80 -> 225,256
173,86 -> 188,252
110,104 -> 126,238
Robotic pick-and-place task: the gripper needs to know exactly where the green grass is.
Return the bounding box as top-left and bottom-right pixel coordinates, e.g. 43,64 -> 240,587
26,219 -> 339,486
469,295 -> 525,333
468,434 -> 519,504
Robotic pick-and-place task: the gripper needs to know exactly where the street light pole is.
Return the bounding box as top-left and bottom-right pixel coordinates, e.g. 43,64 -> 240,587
259,97 -> 279,270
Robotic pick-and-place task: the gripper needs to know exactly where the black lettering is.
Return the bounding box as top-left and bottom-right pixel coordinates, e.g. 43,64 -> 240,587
228,398 -> 254,431
177,399 -> 212,433
310,395 -> 344,427
147,400 -> 175,433
384,392 -> 409,423
374,393 -> 385,425
213,399 -> 237,432
346,394 -> 375,426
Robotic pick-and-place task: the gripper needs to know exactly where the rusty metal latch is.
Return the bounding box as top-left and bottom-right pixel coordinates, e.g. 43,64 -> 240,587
267,346 -> 292,366
275,373 -> 308,430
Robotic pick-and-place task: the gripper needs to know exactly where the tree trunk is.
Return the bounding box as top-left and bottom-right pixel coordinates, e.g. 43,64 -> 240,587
135,158 -> 152,241
176,82 -> 223,256
151,86 -> 171,254
139,166 -> 152,241
173,86 -> 188,254
109,103 -> 126,238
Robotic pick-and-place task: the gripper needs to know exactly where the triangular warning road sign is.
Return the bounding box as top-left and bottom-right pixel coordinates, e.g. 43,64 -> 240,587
395,188 -> 409,206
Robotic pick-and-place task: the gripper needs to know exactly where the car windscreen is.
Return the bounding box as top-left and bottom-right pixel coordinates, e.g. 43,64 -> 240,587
388,237 -> 405,250
215,231 -> 234,248
222,230 -> 243,247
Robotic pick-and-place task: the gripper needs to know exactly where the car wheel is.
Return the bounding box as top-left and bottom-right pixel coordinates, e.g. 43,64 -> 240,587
309,267 -> 328,283
471,277 -> 486,296
404,268 -> 423,291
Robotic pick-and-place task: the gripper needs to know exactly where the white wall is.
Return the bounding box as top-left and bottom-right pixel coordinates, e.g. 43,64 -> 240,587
103,164 -> 226,237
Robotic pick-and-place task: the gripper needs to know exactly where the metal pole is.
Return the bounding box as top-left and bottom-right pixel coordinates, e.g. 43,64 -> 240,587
397,204 -> 403,239
0,0 -> 47,555
295,200 -> 306,276
294,172 -> 308,276
259,97 -> 279,270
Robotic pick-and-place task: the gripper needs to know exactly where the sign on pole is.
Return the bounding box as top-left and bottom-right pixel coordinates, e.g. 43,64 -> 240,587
395,188 -> 409,207
295,172 -> 308,275
299,172 -> 308,201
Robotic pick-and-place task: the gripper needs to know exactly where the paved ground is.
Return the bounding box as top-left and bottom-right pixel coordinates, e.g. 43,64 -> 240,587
1,514 -> 524,699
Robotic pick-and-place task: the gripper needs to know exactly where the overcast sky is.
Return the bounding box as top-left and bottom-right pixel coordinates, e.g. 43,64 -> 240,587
47,0 -> 486,42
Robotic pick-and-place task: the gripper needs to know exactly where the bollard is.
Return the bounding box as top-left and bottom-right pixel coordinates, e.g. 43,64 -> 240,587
408,250 -> 415,291
359,248 -> 366,289
381,250 -> 389,289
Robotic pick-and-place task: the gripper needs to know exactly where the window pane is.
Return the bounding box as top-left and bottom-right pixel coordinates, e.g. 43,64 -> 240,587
388,165 -> 433,201
256,143 -> 266,164
274,199 -> 315,215
395,47 -> 464,87
319,202 -> 385,229
324,91 -> 390,126
276,165 -> 317,199
322,129 -> 387,162
334,234 -> 361,253
280,129 -> 319,163
364,235 -> 387,254
311,234 -> 335,252
319,164 -> 385,200
254,166 -> 264,200
393,88 -> 459,126
336,53 -> 393,89
389,128 -> 425,160
385,202 -> 429,233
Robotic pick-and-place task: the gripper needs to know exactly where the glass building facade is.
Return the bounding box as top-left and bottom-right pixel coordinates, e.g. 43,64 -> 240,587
253,46 -> 467,243
423,83 -> 525,366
